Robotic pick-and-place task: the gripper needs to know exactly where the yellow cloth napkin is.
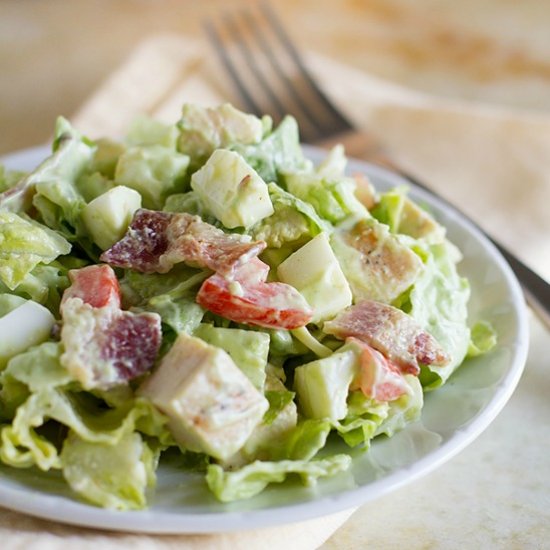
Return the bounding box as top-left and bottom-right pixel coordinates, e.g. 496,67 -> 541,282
2,33 -> 548,549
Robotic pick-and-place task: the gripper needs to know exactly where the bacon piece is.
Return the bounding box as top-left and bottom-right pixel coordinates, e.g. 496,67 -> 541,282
60,265 -> 162,389
98,311 -> 162,382
196,260 -> 313,329
100,209 -> 266,275
347,338 -> 410,402
62,264 -> 121,309
324,300 -> 449,375
99,209 -> 172,273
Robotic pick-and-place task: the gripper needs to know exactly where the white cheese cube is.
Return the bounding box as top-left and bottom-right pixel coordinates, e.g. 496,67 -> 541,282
138,333 -> 268,461
277,233 -> 352,322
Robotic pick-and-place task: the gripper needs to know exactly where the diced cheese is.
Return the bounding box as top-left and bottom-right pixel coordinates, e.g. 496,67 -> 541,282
138,333 -> 269,461
277,233 -> 352,322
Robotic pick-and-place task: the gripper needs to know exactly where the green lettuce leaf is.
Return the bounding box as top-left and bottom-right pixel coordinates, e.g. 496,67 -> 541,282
0,342 -> 170,471
120,265 -> 206,307
0,211 -> 71,290
193,324 -> 269,390
284,171 -> 368,224
467,320 -> 497,358
332,391 -> 389,448
135,294 -> 204,336
114,144 -> 189,209
206,454 -> 351,502
409,240 -> 471,388
250,182 -> 330,250
61,431 -> 155,510
30,118 -> 94,241
232,116 -> 311,182
0,165 -> 26,193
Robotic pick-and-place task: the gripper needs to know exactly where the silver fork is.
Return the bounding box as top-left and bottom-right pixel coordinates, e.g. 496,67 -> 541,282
204,1 -> 550,328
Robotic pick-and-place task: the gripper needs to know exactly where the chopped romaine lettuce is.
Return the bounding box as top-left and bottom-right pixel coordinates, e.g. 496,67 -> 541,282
0,102 -> 494,508
206,454 -> 351,502
0,211 -> 71,290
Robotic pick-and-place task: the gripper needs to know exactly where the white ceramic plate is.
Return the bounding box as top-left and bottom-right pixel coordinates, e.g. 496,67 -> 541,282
0,145 -> 529,533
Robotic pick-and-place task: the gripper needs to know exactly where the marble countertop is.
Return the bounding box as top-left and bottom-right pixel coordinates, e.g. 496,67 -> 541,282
1,2 -> 549,548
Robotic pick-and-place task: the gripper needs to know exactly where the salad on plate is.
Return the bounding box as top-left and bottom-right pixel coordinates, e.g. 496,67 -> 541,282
0,103 -> 495,510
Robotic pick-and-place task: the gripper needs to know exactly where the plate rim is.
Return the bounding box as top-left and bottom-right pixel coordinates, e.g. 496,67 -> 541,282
0,145 -> 530,533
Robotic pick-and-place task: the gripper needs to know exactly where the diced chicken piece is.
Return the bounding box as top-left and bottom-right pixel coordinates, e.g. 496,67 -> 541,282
223,373 -> 298,468
330,217 -> 423,304
323,300 -> 450,375
197,259 -> 313,329
60,265 -> 161,389
138,333 -> 269,461
100,209 -> 266,276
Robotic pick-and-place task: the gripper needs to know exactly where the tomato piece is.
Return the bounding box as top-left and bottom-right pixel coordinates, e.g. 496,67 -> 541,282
348,338 -> 410,402
197,262 -> 312,329
63,264 -> 121,309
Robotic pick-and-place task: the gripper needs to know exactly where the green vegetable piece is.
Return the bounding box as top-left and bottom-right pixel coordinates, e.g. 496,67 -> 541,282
191,149 -> 274,229
115,145 -> 189,209
206,454 -> 351,502
82,185 -> 141,250
0,211 -> 71,290
61,431 -> 154,510
194,323 -> 269,391
177,103 -> 265,167
294,350 -> 359,421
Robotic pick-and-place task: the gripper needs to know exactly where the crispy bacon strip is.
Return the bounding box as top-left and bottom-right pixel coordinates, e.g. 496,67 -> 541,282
100,209 -> 266,275
60,264 -> 161,389
324,300 -> 450,375
347,338 -> 410,402
197,259 -> 313,329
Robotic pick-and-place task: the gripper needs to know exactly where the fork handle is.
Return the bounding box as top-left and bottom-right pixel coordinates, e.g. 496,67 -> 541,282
320,129 -> 550,329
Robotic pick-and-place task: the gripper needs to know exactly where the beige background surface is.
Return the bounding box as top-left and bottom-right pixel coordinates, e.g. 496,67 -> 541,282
3,0 -> 550,155
1,2 -> 550,549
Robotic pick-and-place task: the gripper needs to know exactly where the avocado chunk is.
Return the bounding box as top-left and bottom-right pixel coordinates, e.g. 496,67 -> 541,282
190,149 -> 274,229
277,233 -> 352,323
294,350 -> 359,421
82,185 -> 141,250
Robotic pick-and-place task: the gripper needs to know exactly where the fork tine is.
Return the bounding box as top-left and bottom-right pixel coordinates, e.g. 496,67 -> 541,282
205,1 -> 354,143
240,8 -> 326,135
258,0 -> 353,135
205,10 -> 322,143
203,19 -> 263,117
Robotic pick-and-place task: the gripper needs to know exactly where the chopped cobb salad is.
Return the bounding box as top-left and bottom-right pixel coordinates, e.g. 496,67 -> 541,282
0,103 -> 495,509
